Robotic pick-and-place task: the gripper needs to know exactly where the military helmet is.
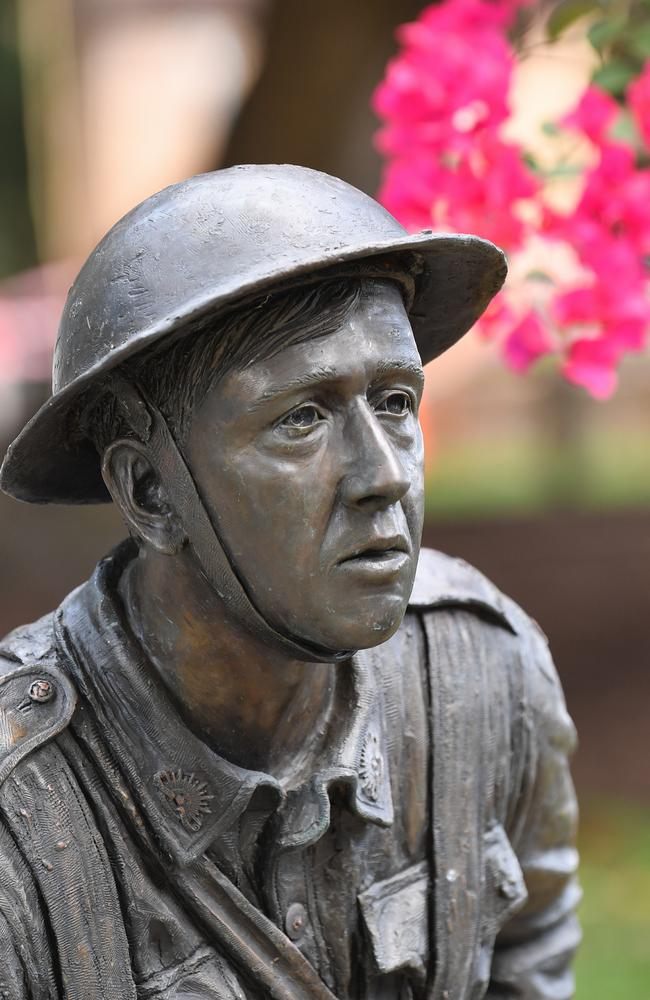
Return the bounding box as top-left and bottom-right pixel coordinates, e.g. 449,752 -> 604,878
0,164 -> 506,504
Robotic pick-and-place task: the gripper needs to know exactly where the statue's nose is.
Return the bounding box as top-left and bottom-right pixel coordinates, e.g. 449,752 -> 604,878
339,404 -> 410,513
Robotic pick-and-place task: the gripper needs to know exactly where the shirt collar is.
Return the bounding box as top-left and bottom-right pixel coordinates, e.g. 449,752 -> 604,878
56,542 -> 393,866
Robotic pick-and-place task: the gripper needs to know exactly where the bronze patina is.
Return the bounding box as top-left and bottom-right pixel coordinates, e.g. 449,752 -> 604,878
0,165 -> 579,1000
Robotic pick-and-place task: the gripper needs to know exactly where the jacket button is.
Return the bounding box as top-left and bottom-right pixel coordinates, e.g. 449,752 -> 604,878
285,902 -> 308,941
28,679 -> 55,703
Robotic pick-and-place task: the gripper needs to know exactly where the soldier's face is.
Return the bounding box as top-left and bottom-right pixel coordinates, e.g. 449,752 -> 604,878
184,283 -> 425,653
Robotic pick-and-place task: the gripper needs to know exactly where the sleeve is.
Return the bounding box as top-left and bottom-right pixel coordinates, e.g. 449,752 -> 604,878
0,816 -> 56,1000
488,621 -> 581,999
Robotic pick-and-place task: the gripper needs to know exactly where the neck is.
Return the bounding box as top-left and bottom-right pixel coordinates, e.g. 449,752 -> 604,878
118,543 -> 337,779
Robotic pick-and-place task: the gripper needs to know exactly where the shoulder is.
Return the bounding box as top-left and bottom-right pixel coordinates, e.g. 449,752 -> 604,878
0,611 -> 77,787
408,546 -> 559,682
408,546 -> 531,634
0,609 -> 58,668
408,547 -> 575,744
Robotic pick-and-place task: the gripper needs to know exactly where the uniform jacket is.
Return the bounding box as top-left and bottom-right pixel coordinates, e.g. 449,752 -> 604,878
0,544 -> 580,1000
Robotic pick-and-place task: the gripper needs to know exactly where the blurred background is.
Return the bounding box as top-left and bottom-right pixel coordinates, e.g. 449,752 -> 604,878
0,1 -> 648,995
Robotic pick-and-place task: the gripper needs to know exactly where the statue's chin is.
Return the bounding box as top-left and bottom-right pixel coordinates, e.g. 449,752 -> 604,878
288,602 -> 408,657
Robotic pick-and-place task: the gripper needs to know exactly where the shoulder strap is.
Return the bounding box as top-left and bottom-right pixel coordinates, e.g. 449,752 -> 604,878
0,660 -> 77,785
109,375 -> 352,664
151,847 -> 340,1000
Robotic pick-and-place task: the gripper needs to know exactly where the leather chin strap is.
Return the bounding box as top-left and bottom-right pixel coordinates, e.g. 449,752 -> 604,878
112,377 -> 355,664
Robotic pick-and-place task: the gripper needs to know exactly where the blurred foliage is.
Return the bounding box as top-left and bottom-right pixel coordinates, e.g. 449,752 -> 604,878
576,799 -> 650,998
0,0 -> 36,279
547,0 -> 650,97
424,427 -> 650,519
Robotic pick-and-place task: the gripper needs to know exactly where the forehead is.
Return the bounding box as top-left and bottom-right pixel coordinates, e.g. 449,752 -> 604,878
237,282 -> 420,391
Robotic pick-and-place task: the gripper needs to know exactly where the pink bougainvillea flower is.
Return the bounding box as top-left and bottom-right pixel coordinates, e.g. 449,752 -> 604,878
374,0 -> 538,249
562,337 -> 620,399
628,59 -> 650,150
417,0 -> 530,33
376,155 -> 443,231
437,141 -> 537,247
576,144 -> 650,256
553,236 -> 650,362
548,142 -> 650,257
552,285 -> 598,328
503,309 -> 555,372
477,295 -> 518,340
562,85 -> 619,144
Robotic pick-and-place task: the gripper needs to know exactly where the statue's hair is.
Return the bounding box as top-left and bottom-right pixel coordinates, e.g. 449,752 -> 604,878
79,257 -> 417,456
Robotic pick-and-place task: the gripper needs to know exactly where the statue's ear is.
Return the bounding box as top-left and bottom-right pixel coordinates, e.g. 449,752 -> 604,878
101,439 -> 186,555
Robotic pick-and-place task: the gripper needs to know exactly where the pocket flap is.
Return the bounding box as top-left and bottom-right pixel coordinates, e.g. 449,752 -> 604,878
484,823 -> 528,930
358,861 -> 429,976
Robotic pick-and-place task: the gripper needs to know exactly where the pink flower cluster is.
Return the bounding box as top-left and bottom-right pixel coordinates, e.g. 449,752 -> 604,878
374,3 -> 650,398
546,80 -> 650,396
373,0 -> 537,249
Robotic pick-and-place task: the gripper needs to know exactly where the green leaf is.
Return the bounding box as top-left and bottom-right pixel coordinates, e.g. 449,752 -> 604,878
547,0 -> 600,41
629,23 -> 650,59
522,151 -> 543,173
544,163 -> 583,177
587,15 -> 628,54
609,108 -> 640,144
592,60 -> 637,95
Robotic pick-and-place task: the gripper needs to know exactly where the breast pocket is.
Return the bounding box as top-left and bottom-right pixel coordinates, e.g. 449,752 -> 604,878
358,861 -> 429,987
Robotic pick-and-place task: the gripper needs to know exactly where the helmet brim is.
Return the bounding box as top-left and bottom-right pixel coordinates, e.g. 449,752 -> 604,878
0,231 -> 506,504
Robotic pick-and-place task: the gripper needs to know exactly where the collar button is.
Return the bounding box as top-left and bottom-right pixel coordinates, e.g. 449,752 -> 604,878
28,679 -> 55,704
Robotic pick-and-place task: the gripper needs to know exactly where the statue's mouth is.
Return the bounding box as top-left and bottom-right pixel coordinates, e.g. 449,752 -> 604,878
337,536 -> 410,577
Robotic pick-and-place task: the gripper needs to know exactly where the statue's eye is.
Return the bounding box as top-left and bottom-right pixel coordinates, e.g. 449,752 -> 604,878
279,405 -> 322,429
376,392 -> 412,416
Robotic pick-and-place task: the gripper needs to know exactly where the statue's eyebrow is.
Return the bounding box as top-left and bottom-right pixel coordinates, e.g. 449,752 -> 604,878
373,358 -> 425,389
247,366 -> 341,411
247,358 -> 425,412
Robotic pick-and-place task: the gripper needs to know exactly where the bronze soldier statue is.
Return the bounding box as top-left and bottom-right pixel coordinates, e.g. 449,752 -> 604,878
0,165 -> 579,1000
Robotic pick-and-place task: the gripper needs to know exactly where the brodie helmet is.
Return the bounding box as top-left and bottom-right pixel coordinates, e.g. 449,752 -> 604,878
1,164 -> 506,505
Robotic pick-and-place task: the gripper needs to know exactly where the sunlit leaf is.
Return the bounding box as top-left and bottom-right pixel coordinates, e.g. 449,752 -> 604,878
609,108 -> 641,144
523,151 -> 543,173
629,23 -> 650,59
592,60 -> 638,95
544,163 -> 583,177
547,0 -> 600,41
587,15 -> 628,54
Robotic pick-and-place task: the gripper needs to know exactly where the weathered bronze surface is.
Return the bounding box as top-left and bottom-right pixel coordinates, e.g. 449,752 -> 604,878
0,165 -> 579,1000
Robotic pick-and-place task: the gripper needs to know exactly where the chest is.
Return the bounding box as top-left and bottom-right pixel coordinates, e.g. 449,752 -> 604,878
119,627 -> 432,998
1,610 -> 529,1000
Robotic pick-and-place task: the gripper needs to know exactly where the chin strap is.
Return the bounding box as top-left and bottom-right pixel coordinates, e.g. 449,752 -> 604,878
110,377 -> 354,664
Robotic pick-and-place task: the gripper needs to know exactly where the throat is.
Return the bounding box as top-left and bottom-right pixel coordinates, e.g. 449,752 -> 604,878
117,544 -> 339,778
